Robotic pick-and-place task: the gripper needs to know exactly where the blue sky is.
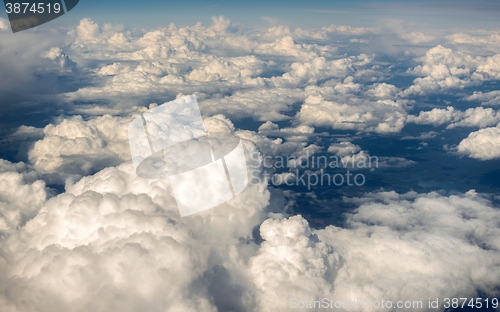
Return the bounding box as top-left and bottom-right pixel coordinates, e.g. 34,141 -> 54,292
3,0 -> 500,30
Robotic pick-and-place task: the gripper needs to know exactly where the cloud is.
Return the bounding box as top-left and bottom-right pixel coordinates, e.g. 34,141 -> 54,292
457,124 -> 500,160
466,90 -> 500,106
328,142 -> 361,157
237,127 -> 320,160
297,94 -> 408,134
327,142 -> 415,169
257,122 -> 315,142
0,160 -> 46,233
27,115 -> 134,183
447,31 -> 500,47
446,30 -> 500,56
58,18 -> 386,129
4,17 -> 500,311
0,28 -> 69,118
407,106 -> 457,126
0,150 -> 270,311
270,55 -> 371,88
187,56 -> 267,82
69,18 -> 128,47
254,36 -> 335,60
249,190 -> 500,311
404,45 -> 500,96
42,47 -> 77,72
408,106 -> 500,129
200,88 -> 305,121
317,191 -> 500,307
399,31 -> 435,44
249,216 -> 339,312
320,25 -> 377,36
294,78 -> 413,134
1,149 -> 499,311
401,131 -> 439,140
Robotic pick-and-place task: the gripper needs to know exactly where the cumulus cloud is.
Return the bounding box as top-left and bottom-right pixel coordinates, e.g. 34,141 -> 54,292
466,90 -> 500,106
69,18 -> 128,47
328,141 -> 361,157
258,122 -> 315,142
249,216 -> 339,312
270,54 -> 372,88
408,106 -> 500,129
0,141 -> 270,312
0,160 -> 46,233
293,78 -> 413,134
404,45 -> 500,96
200,88 -> 304,121
457,124 -> 500,160
297,94 -> 408,134
187,56 -> 267,82
1,150 -> 499,311
316,191 -> 500,307
4,16 -> 500,312
28,115 -> 134,183
254,36 -> 335,60
42,47 -> 77,72
58,18 -> 386,129
248,190 -> 500,311
43,17 -> 483,141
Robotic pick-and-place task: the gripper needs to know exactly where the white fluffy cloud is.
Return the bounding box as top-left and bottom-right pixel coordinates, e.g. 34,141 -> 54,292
56,18 -> 390,131
466,90 -> 500,106
0,160 -> 46,233
317,191 -> 500,307
249,190 -> 500,311
408,106 -> 500,129
295,79 -> 412,134
28,115 -> 135,183
328,141 -> 361,156
0,150 -> 270,311
2,150 -> 500,311
42,47 -> 77,72
4,16 -> 500,312
249,216 -> 339,312
404,45 -> 500,96
457,124 -> 500,160
298,94 -> 408,134
254,36 -> 336,60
